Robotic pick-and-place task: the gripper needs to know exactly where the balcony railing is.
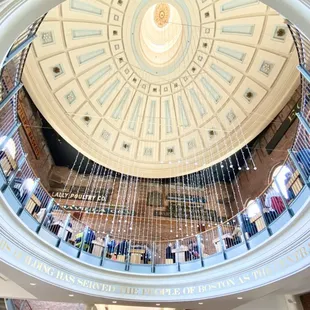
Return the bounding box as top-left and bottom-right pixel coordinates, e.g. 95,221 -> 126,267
299,0 -> 310,9
0,7 -> 310,275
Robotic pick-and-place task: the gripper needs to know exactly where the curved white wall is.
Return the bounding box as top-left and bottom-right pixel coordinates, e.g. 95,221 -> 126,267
0,188 -> 309,304
0,0 -> 64,68
1,0 -> 310,306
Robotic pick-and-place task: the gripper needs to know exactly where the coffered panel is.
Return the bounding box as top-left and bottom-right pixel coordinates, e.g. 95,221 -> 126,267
23,0 -> 299,177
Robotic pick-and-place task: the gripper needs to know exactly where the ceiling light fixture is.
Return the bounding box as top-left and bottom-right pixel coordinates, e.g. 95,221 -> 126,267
237,297 -> 243,300
112,301 -> 117,304
68,294 -> 74,297
29,283 -> 36,286
199,302 -> 203,305
156,303 -> 160,306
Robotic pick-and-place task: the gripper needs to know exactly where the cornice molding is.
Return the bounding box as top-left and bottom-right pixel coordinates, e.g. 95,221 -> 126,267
0,188 -> 309,302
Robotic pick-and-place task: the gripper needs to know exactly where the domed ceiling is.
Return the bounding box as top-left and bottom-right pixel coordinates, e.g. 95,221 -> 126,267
23,0 -> 299,178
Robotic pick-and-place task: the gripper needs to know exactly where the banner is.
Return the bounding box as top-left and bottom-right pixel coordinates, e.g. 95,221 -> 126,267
51,189 -> 111,203
62,205 -> 135,215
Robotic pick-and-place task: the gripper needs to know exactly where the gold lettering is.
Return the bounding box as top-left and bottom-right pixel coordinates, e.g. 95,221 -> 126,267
42,264 -> 54,276
299,247 -> 308,259
208,283 -> 217,290
252,268 -> 265,280
155,288 -> 165,296
242,275 -> 250,282
102,284 -> 116,293
142,288 -> 153,295
120,287 -> 139,295
172,288 -> 180,296
0,239 -> 11,251
13,250 -> 23,260
227,279 -> 235,286
198,285 -> 207,293
24,256 -> 32,265
183,287 -> 195,294
77,278 -> 84,286
287,110 -> 296,123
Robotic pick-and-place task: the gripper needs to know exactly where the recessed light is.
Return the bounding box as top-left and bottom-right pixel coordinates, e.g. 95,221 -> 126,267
237,297 -> 243,300
156,304 -> 160,306
112,301 -> 117,304
199,302 -> 203,305
69,294 -> 74,297
29,283 -> 36,286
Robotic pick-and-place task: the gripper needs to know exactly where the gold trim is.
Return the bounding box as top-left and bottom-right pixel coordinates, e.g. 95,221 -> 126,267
154,3 -> 170,28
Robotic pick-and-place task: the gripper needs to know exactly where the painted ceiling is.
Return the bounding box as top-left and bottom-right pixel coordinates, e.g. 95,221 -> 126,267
23,0 -> 299,178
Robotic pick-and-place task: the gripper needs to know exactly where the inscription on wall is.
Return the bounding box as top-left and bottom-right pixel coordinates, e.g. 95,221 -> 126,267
1,235 -> 310,298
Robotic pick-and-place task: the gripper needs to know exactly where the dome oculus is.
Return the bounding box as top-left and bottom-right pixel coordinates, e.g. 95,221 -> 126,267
154,3 -> 170,28
140,3 -> 183,66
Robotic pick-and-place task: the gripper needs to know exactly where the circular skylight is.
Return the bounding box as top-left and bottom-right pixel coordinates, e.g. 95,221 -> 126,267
140,3 -> 183,66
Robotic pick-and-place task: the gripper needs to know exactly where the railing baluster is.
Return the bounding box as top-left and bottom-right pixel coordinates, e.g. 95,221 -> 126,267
2,35 -> 36,68
288,149 -> 310,186
237,213 -> 250,250
16,178 -> 39,216
255,198 -> 272,236
217,225 -> 226,260
196,234 -> 204,267
101,234 -> 109,266
0,83 -> 23,110
0,122 -> 21,151
298,65 -> 310,83
296,112 -> 310,134
1,153 -> 27,191
77,226 -> 89,258
36,197 -> 54,233
273,177 -> 294,217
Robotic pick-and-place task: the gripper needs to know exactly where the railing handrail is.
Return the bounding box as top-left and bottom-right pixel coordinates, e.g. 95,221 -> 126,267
0,1 -> 309,271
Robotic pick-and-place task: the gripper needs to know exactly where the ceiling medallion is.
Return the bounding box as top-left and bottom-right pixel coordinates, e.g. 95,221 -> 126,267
154,3 -> 170,28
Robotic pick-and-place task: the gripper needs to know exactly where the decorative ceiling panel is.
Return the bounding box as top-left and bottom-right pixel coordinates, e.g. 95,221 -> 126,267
23,0 -> 299,177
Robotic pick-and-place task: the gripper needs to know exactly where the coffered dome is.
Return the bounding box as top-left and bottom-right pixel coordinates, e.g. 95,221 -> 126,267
23,0 -> 299,178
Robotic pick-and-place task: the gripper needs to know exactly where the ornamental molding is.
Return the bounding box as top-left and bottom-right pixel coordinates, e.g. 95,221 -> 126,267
154,3 -> 170,28
0,188 -> 310,302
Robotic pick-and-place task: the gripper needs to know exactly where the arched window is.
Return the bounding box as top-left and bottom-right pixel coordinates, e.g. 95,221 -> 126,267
22,178 -> 35,193
247,199 -> 260,218
271,165 -> 292,199
0,136 -> 16,159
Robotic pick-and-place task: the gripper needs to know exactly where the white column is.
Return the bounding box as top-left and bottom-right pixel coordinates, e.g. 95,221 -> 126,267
261,0 -> 310,39
0,0 -> 64,68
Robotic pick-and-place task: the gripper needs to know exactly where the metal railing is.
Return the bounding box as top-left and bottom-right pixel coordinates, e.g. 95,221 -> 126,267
289,23 -> 310,120
0,8 -> 309,274
299,0 -> 310,9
